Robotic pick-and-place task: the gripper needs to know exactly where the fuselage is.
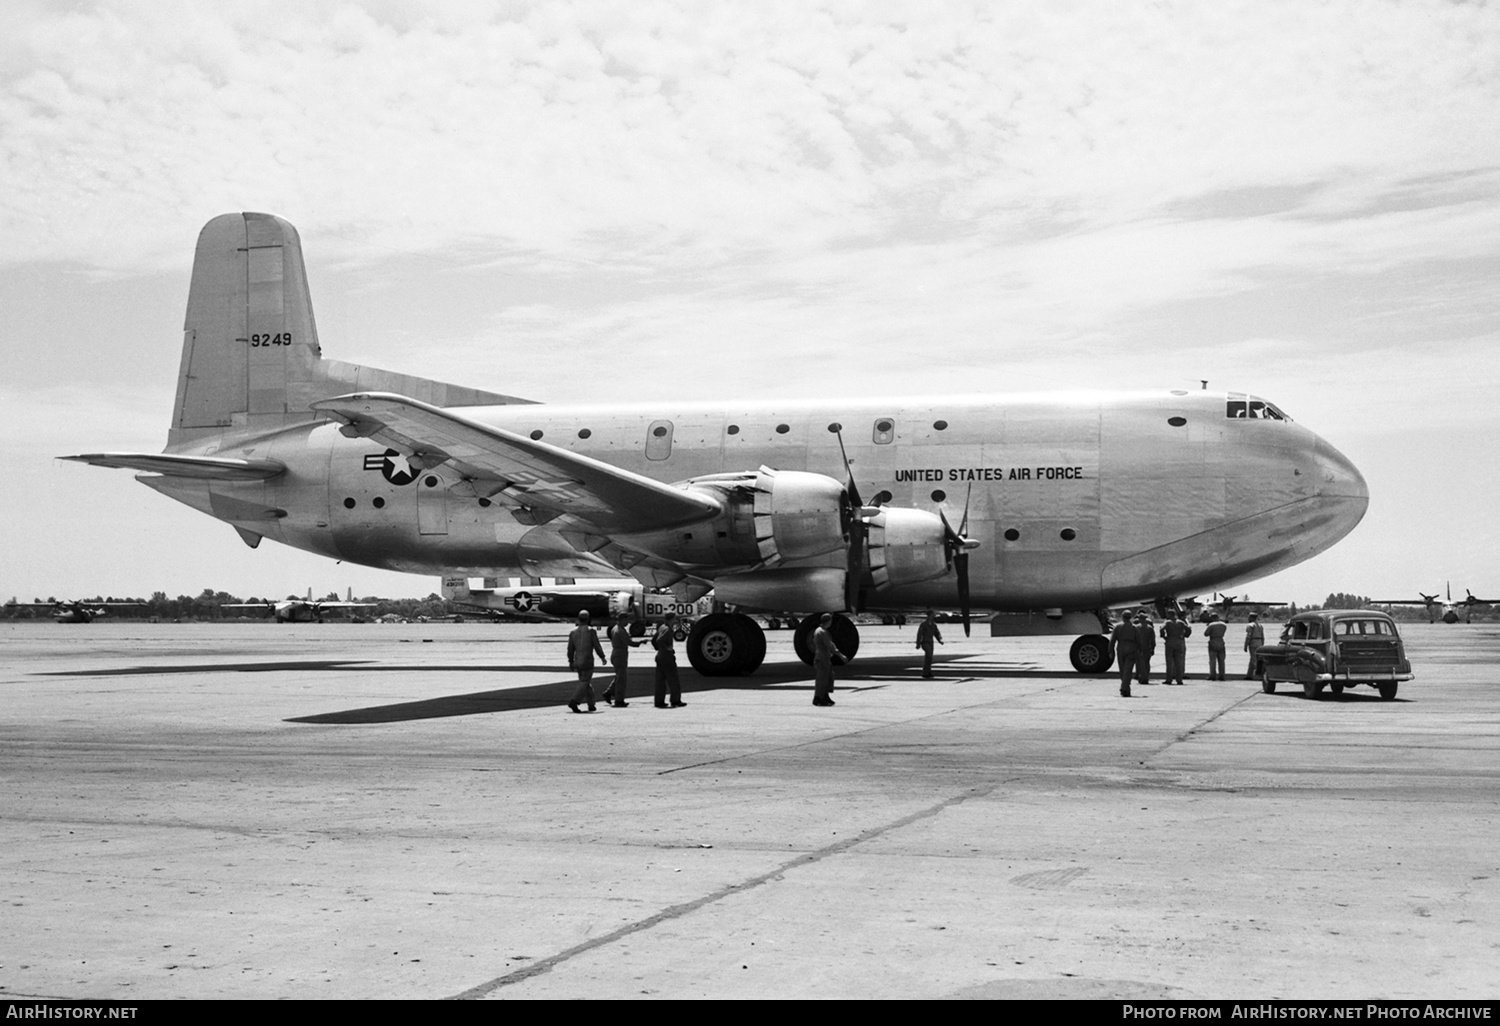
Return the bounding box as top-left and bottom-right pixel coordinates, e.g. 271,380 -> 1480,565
141,388 -> 1367,613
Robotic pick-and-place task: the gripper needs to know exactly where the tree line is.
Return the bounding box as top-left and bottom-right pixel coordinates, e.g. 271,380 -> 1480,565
2,589 -> 456,622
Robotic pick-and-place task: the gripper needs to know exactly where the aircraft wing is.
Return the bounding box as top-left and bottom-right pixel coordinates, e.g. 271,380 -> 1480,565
60,453 -> 286,480
310,392 -> 722,534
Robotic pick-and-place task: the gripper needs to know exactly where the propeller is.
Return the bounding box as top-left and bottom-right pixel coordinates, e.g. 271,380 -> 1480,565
831,425 -> 868,614
940,484 -> 979,636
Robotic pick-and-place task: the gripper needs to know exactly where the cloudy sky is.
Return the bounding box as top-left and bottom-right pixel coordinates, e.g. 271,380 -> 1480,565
2,0 -> 1497,607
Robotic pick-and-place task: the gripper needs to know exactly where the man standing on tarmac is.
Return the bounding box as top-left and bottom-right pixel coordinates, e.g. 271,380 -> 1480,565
915,610 -> 944,678
567,611 -> 607,714
1244,612 -> 1266,680
812,613 -> 850,706
1160,610 -> 1192,685
652,612 -> 685,708
1205,613 -> 1229,680
1110,611 -> 1139,698
602,613 -> 642,707
1134,612 -> 1157,687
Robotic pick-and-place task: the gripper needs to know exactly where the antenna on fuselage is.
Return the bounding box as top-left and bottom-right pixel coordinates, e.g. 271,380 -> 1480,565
1201,380 -> 1208,390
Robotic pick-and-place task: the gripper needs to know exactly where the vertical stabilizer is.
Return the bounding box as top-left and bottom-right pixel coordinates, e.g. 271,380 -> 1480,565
173,213 -> 322,441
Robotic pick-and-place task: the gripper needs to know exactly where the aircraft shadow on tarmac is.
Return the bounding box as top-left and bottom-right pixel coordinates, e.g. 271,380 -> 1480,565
282,654 -> 1011,724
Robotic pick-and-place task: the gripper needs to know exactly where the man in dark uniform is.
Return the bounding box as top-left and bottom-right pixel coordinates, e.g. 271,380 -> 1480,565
602,613 -> 642,707
1110,611 -> 1138,698
567,611 -> 606,713
1134,612 -> 1157,686
1204,614 -> 1228,680
915,610 -> 944,678
812,613 -> 850,706
1244,612 -> 1266,680
1160,610 -> 1192,685
652,612 -> 685,708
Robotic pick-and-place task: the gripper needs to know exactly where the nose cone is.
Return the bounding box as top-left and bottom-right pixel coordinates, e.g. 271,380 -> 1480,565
1315,437 -> 1369,507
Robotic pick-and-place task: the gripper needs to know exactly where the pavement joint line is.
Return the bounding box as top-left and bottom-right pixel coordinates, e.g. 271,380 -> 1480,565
445,779 -> 1007,999
1142,690 -> 1262,764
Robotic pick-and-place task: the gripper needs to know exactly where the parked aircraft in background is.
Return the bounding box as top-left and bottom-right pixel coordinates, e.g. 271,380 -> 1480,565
4,600 -> 141,623
224,588 -> 375,624
1374,584 -> 1498,624
1178,593 -> 1290,623
64,212 -> 1370,676
442,575 -> 715,642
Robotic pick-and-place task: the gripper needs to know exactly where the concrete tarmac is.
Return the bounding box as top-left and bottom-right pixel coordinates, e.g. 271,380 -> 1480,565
1,619 -> 1496,1000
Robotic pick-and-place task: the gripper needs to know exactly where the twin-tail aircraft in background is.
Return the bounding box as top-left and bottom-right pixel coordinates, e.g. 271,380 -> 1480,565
64,213 -> 1370,675
1373,584 -> 1498,624
224,588 -> 375,624
5,600 -> 141,624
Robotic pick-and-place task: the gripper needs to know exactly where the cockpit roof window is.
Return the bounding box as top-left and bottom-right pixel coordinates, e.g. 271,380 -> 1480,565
1226,393 -> 1291,421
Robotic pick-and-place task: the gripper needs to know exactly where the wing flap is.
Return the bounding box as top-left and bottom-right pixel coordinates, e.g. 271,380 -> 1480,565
310,392 -> 721,534
61,453 -> 286,480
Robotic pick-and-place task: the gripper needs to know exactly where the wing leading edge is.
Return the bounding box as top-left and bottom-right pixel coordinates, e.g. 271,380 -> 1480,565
310,392 -> 722,535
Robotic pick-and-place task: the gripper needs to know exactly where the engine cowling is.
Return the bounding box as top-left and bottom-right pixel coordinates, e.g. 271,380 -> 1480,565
866,507 -> 950,589
606,590 -> 637,618
612,466 -> 847,571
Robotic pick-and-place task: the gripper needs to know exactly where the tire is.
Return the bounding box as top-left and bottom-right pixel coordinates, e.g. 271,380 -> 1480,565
1330,681 -> 1345,696
793,613 -> 860,666
1302,679 -> 1323,699
1261,671 -> 1275,694
1377,682 -> 1398,700
1069,634 -> 1114,675
742,616 -> 767,673
687,614 -> 749,676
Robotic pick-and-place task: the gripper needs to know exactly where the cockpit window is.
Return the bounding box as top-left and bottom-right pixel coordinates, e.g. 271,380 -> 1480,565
1226,394 -> 1291,421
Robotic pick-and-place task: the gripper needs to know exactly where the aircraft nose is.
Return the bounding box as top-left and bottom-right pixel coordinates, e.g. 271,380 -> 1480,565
1314,438 -> 1368,505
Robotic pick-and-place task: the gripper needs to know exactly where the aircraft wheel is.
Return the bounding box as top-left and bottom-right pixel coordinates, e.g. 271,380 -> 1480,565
740,615 -> 766,673
1377,682 -> 1398,700
767,618 -> 781,630
1069,634 -> 1114,675
1261,671 -> 1276,694
792,613 -> 861,666
687,614 -> 750,676
629,621 -> 647,638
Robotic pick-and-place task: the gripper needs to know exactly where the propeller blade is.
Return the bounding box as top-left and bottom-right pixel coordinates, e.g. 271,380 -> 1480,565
939,507 -> 976,636
955,551 -> 971,636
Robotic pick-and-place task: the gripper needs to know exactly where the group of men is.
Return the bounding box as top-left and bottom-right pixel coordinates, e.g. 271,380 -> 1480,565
566,609 -> 686,712
564,609 -> 858,711
1110,609 -> 1266,698
565,605 -> 1269,710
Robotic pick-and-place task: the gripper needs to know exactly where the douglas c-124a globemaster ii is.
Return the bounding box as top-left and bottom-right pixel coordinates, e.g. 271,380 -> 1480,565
65,213 -> 1370,675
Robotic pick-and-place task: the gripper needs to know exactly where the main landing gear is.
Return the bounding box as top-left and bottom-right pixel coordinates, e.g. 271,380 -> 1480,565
1069,634 -> 1114,674
685,613 -> 767,676
792,613 -> 860,666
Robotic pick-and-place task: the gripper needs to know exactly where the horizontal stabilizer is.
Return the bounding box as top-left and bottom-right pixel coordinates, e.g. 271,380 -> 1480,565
60,452 -> 287,480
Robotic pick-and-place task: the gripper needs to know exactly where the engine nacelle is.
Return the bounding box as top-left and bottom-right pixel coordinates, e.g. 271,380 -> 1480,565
612,466 -> 847,572
606,590 -> 637,618
867,507 -> 950,589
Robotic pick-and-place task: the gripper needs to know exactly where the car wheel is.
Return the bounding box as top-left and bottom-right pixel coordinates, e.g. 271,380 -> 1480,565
1330,681 -> 1345,696
1377,682 -> 1398,700
1301,679 -> 1321,699
1261,671 -> 1275,694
